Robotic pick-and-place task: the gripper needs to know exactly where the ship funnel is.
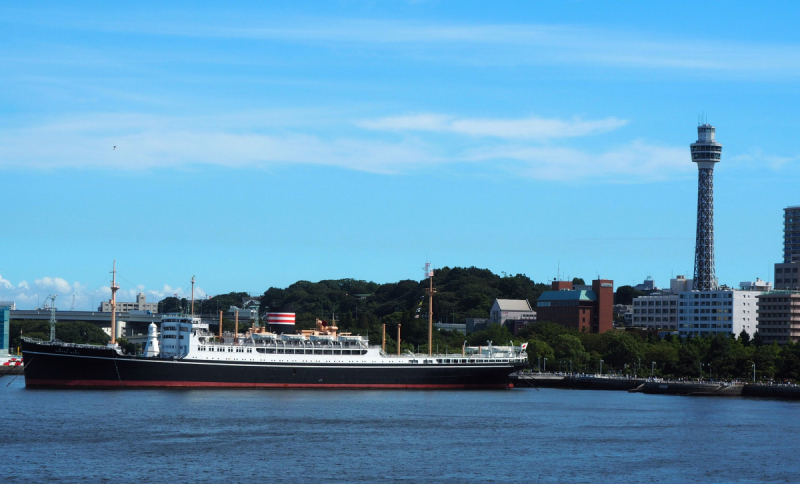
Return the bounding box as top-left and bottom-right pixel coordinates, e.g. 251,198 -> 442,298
268,306 -> 296,334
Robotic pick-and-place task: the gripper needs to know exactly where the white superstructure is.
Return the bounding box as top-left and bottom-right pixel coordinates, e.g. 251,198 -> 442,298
153,313 -> 527,366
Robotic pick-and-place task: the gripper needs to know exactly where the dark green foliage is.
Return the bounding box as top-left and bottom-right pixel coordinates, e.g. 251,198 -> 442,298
525,339 -> 555,363
604,333 -> 643,369
614,285 -> 646,305
572,278 -> 585,286
551,334 -> 589,366
11,320 -> 109,349
251,267 -> 549,350
116,338 -> 137,355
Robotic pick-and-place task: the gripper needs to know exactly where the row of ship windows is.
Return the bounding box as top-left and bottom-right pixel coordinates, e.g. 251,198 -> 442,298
198,346 -> 370,356
198,346 -> 252,353
436,359 -> 509,364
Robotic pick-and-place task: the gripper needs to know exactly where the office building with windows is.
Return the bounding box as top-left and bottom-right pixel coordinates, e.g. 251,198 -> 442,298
775,205 -> 800,290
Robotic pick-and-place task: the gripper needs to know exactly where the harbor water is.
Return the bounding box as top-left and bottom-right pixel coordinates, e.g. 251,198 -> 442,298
2,376 -> 800,483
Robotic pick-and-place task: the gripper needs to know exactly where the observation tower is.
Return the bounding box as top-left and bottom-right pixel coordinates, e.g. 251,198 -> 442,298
690,123 -> 722,291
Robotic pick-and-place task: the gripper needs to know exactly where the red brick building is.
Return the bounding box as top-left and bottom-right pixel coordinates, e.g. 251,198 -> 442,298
535,279 -> 614,334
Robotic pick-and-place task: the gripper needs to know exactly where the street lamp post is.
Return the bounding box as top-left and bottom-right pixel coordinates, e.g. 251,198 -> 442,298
651,361 -> 655,377
599,359 -> 603,375
538,356 -> 541,372
753,363 -> 756,382
544,357 -> 547,373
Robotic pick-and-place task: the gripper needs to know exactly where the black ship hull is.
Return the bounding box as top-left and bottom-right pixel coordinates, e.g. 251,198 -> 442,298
22,341 -> 522,389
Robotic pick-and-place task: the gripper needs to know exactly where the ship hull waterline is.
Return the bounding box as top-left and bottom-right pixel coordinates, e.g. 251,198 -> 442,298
22,342 -> 521,389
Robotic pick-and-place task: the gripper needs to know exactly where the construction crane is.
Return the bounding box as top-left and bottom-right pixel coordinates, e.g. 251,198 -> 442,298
47,294 -> 58,341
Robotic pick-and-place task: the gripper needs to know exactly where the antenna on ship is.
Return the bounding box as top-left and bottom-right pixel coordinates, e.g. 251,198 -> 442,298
110,260 -> 119,346
424,262 -> 436,357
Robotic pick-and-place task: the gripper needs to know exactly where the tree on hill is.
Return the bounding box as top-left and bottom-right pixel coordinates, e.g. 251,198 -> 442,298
614,285 -> 646,305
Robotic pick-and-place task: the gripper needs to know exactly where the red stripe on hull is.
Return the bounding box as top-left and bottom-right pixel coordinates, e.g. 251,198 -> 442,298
25,379 -> 509,389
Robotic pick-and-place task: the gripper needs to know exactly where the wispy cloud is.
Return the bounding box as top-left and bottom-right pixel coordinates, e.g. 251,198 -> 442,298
15,15 -> 800,77
358,113 -> 627,140
731,152 -> 800,170
0,112 -> 439,175
465,141 -> 689,182
0,110 -> 693,182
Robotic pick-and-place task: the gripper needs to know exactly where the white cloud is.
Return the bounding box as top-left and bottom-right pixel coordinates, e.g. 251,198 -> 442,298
34,276 -> 74,294
466,141 -> 689,182
358,114 -> 627,140
0,110 -> 701,182
2,274 -> 213,310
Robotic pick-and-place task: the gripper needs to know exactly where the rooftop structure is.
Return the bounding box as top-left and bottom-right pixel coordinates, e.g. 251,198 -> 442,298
739,279 -> 772,292
634,276 -> 658,292
670,275 -> 694,294
691,123 -> 722,291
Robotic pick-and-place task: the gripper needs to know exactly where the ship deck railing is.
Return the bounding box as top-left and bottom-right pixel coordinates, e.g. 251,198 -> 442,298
22,337 -> 112,350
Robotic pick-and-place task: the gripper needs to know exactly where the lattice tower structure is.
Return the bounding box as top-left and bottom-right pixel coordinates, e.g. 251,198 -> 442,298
690,124 -> 722,291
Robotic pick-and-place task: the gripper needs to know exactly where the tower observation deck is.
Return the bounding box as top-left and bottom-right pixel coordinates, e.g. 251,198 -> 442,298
691,124 -> 722,291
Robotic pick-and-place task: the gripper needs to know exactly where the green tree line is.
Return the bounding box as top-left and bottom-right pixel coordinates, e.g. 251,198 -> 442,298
520,322 -> 799,382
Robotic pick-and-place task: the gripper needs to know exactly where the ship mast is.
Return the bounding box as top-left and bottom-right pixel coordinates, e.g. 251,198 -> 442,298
110,260 -> 119,345
47,294 -> 58,342
190,275 -> 195,318
425,262 -> 436,357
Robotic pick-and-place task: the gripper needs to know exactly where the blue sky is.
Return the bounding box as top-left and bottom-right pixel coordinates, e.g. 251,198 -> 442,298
2,1 -> 800,309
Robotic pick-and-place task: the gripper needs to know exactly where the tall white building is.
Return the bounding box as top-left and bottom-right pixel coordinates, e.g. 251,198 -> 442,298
632,279 -> 765,337
678,289 -> 759,338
